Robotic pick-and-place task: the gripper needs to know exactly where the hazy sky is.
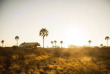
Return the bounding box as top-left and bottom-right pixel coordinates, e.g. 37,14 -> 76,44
0,0 -> 110,47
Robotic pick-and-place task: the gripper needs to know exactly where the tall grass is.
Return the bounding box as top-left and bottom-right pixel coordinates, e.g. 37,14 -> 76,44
0,47 -> 110,74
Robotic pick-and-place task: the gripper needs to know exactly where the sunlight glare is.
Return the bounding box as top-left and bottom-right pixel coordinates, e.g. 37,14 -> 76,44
64,28 -> 87,46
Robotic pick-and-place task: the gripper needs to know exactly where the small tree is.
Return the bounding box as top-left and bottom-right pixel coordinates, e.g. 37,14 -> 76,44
15,36 -> 19,46
105,36 -> 109,46
54,40 -> 57,48
1,40 -> 4,47
100,44 -> 103,47
39,28 -> 48,48
60,41 -> 63,48
88,40 -> 92,46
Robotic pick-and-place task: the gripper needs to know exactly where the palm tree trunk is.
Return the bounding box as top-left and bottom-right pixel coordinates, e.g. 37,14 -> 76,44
17,40 -> 18,46
16,40 -> 18,46
2,43 -> 3,47
107,40 -> 108,47
55,43 -> 56,48
52,44 -> 53,48
43,37 -> 44,48
61,44 -> 62,48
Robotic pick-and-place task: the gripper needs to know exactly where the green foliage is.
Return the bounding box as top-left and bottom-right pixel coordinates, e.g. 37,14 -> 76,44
0,47 -> 110,74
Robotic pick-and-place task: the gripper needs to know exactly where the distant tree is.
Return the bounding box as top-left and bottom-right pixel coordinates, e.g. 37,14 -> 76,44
39,28 -> 48,48
88,40 -> 92,46
60,41 -> 63,48
54,40 -> 57,48
1,40 -> 4,47
100,44 -> 103,47
105,36 -> 109,46
15,36 -> 19,46
51,41 -> 53,47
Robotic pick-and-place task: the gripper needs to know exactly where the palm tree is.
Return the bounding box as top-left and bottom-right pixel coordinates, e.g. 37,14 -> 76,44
60,41 -> 63,48
39,28 -> 48,48
51,41 -> 53,47
15,36 -> 19,46
100,44 -> 103,47
54,40 -> 57,48
105,36 -> 109,46
1,40 -> 4,47
88,40 -> 92,46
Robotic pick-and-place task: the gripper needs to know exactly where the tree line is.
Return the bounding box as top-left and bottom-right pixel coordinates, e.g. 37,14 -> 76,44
1,28 -> 110,48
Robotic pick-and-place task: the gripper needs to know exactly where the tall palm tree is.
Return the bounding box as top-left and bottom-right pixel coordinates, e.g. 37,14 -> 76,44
1,40 -> 4,47
88,40 -> 92,46
105,36 -> 109,46
39,28 -> 48,48
60,41 -> 63,48
15,36 -> 19,46
54,40 -> 57,48
51,41 -> 53,47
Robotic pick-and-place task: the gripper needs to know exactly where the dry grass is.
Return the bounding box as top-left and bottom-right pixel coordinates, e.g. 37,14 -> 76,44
0,47 -> 110,74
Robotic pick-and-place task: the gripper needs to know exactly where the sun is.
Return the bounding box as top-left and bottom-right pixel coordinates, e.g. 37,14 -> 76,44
63,28 -> 87,46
